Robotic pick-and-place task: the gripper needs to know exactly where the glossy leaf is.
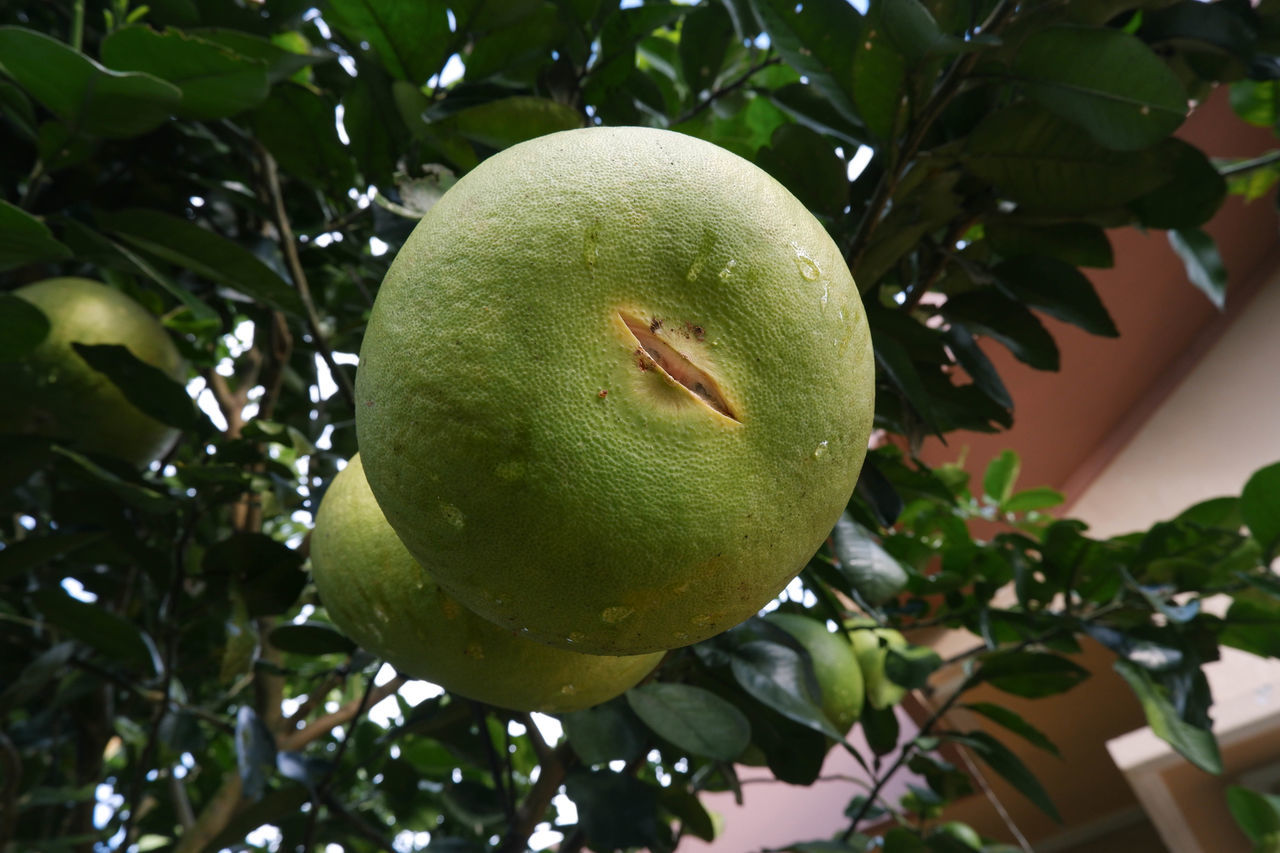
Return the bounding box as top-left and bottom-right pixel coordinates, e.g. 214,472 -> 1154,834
1001,487 -> 1065,514
104,209 -> 305,318
961,702 -> 1060,756
1168,227 -> 1227,310
944,731 -> 1061,822
1227,785 -> 1280,843
0,200 -> 72,272
964,103 -> 1176,214
267,623 -> 357,656
1114,660 -> 1222,773
100,26 -> 270,119
0,26 -> 181,137
942,324 -> 1012,412
72,343 -> 196,431
993,256 -> 1119,337
729,640 -> 842,740
1013,25 -> 1188,150
830,513 -> 909,605
940,289 -> 1060,371
325,0 -> 451,84
749,0 -> 864,126
443,96 -> 584,150
562,700 -> 649,765
755,123 -> 847,218
985,221 -> 1114,268
976,650 -> 1090,698
626,683 -> 751,760
1242,461 -> 1280,559
31,588 -> 158,672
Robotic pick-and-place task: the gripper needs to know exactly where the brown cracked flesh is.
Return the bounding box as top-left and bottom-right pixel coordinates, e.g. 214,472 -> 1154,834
620,313 -> 738,421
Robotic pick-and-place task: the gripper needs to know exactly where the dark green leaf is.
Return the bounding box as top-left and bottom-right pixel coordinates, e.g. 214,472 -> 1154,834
443,96 -> 584,151
252,84 -> 355,190
729,640 -> 842,739
104,208 -> 305,318
0,531 -> 104,583
100,26 -> 270,119
235,705 -> 277,801
1168,227 -> 1228,310
0,26 -> 181,138
0,200 -> 72,272
986,221 -> 1114,268
1114,660 -> 1222,773
1013,25 -> 1187,150
883,645 -> 942,690
626,683 -> 751,761
31,588 -> 158,672
1230,79 -> 1280,128
1175,495 -> 1242,530
976,651 -> 1090,698
993,256 -> 1118,337
565,769 -> 670,853
940,289 -> 1060,371
755,123 -> 847,218
965,103 -> 1176,214
0,290 -> 50,361
875,334 -> 940,431
1129,139 -> 1227,229
942,324 -> 1012,412
861,703 -> 899,756
945,730 -> 1061,822
659,788 -> 716,842
268,623 -> 357,656
830,513 -> 909,605
961,702 -> 1060,756
585,4 -> 685,97
192,28 -> 332,83
1222,592 -> 1280,658
748,0 -> 864,127
51,446 -> 175,514
562,700 -> 649,765
1242,461 -> 1280,559
325,0 -> 451,84
881,0 -> 953,63
0,641 -> 75,713
679,2 -> 734,95
1227,785 -> 1280,843
982,450 -> 1020,504
204,533 -> 306,616
72,343 -> 196,431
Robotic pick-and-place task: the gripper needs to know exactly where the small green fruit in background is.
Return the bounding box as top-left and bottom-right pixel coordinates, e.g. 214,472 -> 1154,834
846,618 -> 909,710
2,278 -> 185,467
310,454 -> 664,714
767,611 -> 864,735
356,126 -> 875,656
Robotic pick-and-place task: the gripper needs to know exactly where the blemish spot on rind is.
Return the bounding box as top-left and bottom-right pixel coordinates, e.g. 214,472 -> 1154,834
439,501 -> 465,529
601,606 -> 634,624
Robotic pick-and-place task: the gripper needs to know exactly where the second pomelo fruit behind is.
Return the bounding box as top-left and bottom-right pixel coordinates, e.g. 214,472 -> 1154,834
766,612 -> 864,735
2,278 -> 185,467
847,619 -> 909,710
310,454 -> 663,713
356,126 -> 875,655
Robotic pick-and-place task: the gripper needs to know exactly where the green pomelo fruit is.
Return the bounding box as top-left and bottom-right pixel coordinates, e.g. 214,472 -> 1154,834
356,126 -> 875,655
846,619 -> 909,710
2,278 -> 185,467
931,821 -> 983,850
766,612 -> 864,735
310,454 -> 663,713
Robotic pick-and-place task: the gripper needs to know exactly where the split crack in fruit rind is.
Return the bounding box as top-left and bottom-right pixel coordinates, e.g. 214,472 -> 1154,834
356,126 -> 875,656
619,311 -> 737,421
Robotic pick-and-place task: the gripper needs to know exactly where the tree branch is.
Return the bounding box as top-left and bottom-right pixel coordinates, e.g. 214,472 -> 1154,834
279,675 -> 408,752
674,53 -> 781,125
258,144 -> 356,409
496,743 -> 575,853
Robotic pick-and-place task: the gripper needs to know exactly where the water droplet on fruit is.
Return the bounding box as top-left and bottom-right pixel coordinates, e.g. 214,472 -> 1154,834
567,631 -> 585,644
465,643 -> 485,660
791,242 -> 821,281
560,684 -> 577,695
601,606 -> 634,624
674,631 -> 690,642
813,440 -> 828,458
718,259 -> 736,280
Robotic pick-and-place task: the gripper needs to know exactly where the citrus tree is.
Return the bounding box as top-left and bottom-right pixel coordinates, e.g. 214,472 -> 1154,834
3,1 -> 1280,851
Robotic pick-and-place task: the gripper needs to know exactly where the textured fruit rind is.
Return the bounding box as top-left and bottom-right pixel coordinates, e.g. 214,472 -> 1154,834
357,126 -> 875,655
310,455 -> 663,713
2,278 -> 185,467
766,612 -> 864,735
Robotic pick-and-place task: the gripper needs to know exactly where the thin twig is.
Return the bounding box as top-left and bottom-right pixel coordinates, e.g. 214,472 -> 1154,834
953,741 -> 1033,853
279,675 -> 408,752
301,667 -> 382,852
675,54 -> 782,125
258,145 -> 356,409
496,743 -> 576,853
1217,148 -> 1280,177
